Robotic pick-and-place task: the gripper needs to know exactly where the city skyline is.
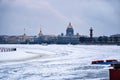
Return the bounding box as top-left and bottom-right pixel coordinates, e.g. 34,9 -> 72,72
0,0 -> 120,36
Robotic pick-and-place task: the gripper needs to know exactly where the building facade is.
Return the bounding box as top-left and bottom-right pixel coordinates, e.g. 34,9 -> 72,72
66,23 -> 74,36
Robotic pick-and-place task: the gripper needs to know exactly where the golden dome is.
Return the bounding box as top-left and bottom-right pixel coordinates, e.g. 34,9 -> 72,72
67,22 -> 73,28
38,28 -> 43,36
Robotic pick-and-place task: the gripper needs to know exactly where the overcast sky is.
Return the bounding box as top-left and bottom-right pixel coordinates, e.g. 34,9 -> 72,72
0,0 -> 120,36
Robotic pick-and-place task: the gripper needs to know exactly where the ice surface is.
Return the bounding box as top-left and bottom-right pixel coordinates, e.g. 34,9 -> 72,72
0,44 -> 120,80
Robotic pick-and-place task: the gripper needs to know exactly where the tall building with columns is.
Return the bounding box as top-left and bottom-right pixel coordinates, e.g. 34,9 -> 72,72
90,27 -> 93,39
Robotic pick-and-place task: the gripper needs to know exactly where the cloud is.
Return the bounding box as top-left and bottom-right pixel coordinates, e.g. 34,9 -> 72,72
0,0 -> 69,35
49,0 -> 120,36
0,0 -> 120,36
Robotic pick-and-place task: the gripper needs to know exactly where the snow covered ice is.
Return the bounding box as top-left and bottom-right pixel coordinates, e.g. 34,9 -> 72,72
0,44 -> 120,80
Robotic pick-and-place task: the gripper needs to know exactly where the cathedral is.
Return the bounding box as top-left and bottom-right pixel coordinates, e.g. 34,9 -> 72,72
66,23 -> 74,36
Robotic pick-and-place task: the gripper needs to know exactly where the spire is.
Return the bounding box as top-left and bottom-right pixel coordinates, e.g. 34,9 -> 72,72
22,28 -> 29,41
67,22 -> 73,28
38,28 -> 43,36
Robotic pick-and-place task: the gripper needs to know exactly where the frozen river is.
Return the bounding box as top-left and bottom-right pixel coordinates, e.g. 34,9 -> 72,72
0,44 -> 120,80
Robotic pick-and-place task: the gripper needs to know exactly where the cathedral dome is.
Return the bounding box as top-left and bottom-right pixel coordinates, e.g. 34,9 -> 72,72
66,23 -> 74,36
67,22 -> 73,28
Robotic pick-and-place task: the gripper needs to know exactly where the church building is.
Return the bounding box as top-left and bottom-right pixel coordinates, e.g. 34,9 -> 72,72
66,23 -> 74,36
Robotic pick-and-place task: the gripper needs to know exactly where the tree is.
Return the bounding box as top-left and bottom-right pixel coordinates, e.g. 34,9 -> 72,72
79,36 -> 86,43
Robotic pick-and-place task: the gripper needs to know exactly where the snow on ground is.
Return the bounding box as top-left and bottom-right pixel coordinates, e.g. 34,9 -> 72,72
0,44 -> 120,80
